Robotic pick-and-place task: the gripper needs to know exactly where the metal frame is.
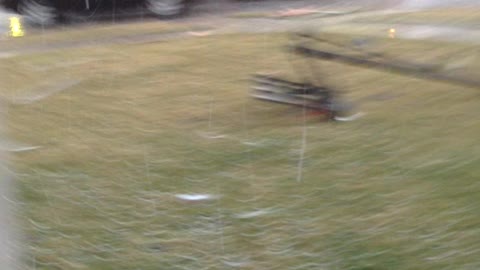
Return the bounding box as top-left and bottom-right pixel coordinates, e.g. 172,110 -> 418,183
251,32 -> 480,121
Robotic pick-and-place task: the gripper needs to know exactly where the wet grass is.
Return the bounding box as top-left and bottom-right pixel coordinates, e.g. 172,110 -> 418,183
0,19 -> 203,52
2,30 -> 480,270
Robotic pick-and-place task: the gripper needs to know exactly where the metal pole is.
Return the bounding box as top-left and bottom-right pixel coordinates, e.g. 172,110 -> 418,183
293,45 -> 480,89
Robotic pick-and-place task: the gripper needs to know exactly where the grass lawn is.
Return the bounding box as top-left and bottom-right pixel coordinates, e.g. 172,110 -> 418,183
1,29 -> 480,270
1,19 -> 205,52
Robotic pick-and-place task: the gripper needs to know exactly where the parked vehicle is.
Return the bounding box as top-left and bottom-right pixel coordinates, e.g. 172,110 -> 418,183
0,0 -> 189,25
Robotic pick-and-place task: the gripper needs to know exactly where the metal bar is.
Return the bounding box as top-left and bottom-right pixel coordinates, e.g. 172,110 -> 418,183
293,45 -> 480,89
252,75 -> 333,97
251,92 -> 329,110
294,32 -> 385,59
253,74 -> 312,89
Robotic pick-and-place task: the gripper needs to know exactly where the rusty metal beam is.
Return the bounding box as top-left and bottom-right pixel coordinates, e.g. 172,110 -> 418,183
293,45 -> 480,89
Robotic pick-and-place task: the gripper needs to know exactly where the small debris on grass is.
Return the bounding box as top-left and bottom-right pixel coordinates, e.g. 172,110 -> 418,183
242,141 -> 262,146
13,79 -> 82,105
0,139 -> 42,153
334,112 -> 366,122
7,146 -> 42,153
235,208 -> 275,219
197,131 -> 227,140
222,260 -> 251,267
174,194 -> 219,201
188,30 -> 214,37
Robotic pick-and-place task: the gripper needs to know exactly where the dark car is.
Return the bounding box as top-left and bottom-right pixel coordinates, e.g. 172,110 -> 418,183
1,0 -> 189,25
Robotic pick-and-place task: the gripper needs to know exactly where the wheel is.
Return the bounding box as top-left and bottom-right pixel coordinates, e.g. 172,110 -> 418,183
145,0 -> 187,18
17,0 -> 57,26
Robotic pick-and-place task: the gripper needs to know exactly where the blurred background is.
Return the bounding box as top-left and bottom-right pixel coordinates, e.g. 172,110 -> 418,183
1,0 -> 479,269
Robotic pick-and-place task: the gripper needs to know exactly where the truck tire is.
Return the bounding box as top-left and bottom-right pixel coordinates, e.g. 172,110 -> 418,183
18,0 -> 57,26
145,0 -> 186,18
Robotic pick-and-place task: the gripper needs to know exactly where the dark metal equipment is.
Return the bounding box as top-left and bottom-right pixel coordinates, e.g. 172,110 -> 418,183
251,74 -> 351,120
293,35 -> 480,89
251,32 -> 480,120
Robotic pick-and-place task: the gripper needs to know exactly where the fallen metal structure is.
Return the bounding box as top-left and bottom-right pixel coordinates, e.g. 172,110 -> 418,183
252,74 -> 332,110
293,33 -> 480,89
251,32 -> 480,120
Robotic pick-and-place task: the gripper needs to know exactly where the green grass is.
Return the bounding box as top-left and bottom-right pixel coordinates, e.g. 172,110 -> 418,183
2,30 -> 480,270
0,19 -> 205,52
